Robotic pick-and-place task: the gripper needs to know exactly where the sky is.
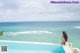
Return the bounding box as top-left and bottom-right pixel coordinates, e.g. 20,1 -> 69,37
0,0 -> 80,22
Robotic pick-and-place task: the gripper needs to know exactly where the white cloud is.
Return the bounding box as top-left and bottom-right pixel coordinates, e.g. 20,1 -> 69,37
0,2 -> 3,7
0,0 -> 80,22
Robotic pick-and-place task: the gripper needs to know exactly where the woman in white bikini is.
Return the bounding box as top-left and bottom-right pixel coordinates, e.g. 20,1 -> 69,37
61,31 -> 80,53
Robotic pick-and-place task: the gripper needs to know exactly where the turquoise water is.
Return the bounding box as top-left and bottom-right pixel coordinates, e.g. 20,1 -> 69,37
0,21 -> 80,49
0,42 -> 65,53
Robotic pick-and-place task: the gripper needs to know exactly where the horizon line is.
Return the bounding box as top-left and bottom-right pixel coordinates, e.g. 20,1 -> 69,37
0,21 -> 80,23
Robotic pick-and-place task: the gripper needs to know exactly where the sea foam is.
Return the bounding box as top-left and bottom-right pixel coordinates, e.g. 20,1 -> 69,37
73,26 -> 80,29
9,31 -> 53,35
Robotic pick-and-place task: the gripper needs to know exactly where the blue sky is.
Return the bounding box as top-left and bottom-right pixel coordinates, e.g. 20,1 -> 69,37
0,0 -> 80,22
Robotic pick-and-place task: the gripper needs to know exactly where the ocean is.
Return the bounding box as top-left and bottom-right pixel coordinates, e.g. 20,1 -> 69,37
0,21 -> 80,49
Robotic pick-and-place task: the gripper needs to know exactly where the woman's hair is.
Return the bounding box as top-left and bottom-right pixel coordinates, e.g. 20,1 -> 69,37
62,31 -> 68,42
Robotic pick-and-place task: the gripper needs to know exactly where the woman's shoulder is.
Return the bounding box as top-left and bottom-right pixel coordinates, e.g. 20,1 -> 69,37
65,42 -> 72,46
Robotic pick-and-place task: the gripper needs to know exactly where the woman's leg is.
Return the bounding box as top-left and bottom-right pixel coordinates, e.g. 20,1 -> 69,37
73,48 -> 80,53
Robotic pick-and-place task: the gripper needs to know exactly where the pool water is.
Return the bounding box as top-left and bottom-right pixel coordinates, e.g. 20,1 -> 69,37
0,41 -> 65,53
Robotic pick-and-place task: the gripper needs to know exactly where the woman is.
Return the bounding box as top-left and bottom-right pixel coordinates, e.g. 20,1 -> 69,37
61,31 -> 80,53
61,31 -> 73,53
61,31 -> 72,47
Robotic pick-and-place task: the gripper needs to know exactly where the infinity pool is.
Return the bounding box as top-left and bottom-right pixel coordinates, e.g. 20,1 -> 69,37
0,40 -> 65,53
